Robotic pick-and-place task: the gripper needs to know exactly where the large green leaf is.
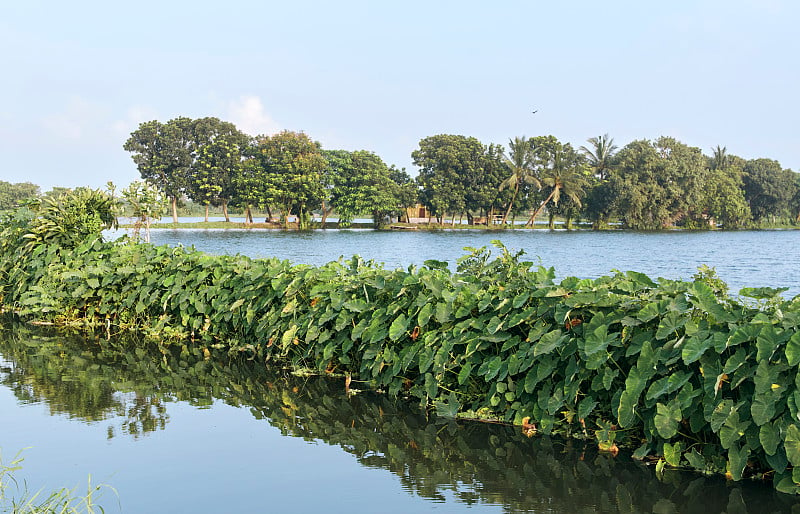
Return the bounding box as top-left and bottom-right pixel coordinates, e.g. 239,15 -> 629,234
655,401 -> 682,439
388,313 -> 409,341
784,424 -> 800,467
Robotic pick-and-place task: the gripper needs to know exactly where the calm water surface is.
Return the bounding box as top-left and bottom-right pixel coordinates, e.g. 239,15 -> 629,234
1,328 -> 797,513
127,227 -> 800,297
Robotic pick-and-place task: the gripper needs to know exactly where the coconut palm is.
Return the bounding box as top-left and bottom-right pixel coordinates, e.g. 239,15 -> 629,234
499,137 -> 540,224
580,134 -> 618,180
525,144 -> 587,227
710,145 -> 729,170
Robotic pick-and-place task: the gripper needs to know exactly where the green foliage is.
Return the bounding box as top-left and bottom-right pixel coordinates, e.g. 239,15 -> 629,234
0,449 -> 110,513
5,218 -> 800,492
0,181 -> 40,211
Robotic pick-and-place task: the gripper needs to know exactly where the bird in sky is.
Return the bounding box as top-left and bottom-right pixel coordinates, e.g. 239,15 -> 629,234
531,110 -> 538,114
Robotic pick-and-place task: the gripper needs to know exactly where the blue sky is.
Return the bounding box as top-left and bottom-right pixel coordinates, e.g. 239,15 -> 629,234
2,0 -> 798,191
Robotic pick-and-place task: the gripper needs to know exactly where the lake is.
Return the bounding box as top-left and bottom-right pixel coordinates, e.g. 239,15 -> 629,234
124,226 -> 800,298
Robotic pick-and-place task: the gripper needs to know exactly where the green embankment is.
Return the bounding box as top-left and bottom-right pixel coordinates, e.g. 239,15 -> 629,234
3,203 -> 800,492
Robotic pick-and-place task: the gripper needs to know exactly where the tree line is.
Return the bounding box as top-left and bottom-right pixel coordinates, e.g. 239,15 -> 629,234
5,117 -> 797,230
123,117 -> 800,230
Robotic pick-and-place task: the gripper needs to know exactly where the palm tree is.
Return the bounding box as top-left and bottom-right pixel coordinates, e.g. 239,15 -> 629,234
525,145 -> 587,227
499,137 -> 540,224
580,134 -> 618,180
710,145 -> 729,170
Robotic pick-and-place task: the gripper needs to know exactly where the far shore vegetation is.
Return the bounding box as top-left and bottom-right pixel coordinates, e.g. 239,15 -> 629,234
3,117 -> 799,232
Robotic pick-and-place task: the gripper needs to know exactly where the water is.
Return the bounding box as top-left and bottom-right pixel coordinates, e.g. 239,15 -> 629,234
112,226 -> 800,298
1,328 -> 797,513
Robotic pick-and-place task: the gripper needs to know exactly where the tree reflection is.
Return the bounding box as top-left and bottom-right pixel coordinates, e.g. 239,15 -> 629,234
0,325 -> 796,513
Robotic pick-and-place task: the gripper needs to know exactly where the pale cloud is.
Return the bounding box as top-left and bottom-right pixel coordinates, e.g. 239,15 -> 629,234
225,95 -> 280,136
111,105 -> 160,139
41,97 -> 109,141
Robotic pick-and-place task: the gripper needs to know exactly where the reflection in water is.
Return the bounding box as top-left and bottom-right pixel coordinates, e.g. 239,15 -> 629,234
1,325 -> 798,513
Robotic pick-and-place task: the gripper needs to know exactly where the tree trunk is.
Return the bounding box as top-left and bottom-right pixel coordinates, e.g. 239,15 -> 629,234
204,204 -> 210,223
526,188 -> 558,228
171,196 -> 178,224
265,205 -> 273,223
502,186 -> 519,224
222,200 -> 230,222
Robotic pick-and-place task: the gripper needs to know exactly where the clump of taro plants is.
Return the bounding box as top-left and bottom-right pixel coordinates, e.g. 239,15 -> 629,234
2,201 -> 800,493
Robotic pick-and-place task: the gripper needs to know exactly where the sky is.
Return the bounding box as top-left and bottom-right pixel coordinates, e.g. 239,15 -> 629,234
1,0 -> 798,191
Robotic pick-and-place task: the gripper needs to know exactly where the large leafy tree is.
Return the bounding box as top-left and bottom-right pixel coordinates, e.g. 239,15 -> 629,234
0,181 -> 40,210
191,134 -> 246,222
124,117 -> 194,223
742,158 -> 797,223
607,137 -> 708,230
413,134 -> 502,224
250,131 -> 327,228
323,150 -> 401,227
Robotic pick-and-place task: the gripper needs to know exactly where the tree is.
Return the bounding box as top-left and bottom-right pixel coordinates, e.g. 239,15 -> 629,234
500,137 -> 540,224
190,134 -> 245,222
606,137 -> 708,230
388,167 -> 419,223
742,158 -> 796,223
124,118 -> 194,223
121,180 -> 167,242
698,167 -> 751,229
250,131 -> 327,229
413,134 -> 502,224
0,181 -> 40,211
525,137 -> 588,227
580,134 -> 618,180
323,150 -> 400,227
709,145 -> 729,171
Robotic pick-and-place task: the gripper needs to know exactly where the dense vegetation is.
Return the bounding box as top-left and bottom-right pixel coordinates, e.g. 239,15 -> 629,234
3,189 -> 800,494
120,117 -> 800,230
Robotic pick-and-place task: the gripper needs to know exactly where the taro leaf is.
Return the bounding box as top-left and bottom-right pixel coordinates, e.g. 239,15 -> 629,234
751,396 -> 776,427
533,330 -> 565,357
727,324 -> 761,347
784,424 -> 800,467
760,421 -> 781,456
786,331 -> 800,366
688,281 -> 733,322
756,325 -> 782,362
486,315 -> 504,335
720,410 -> 750,450
663,441 -> 683,467
728,444 -> 749,481
636,302 -> 661,322
775,474 -> 800,495
435,302 -> 452,324
484,355 -> 504,381
433,391 -> 460,419
682,334 -> 714,365
583,324 -> 616,357
577,397 -> 598,420
389,313 -> 409,341
424,372 -> 438,399
457,361 -> 473,385
739,286 -> 789,299
656,311 -> 687,340
631,443 -> 649,460
417,303 -> 433,327
711,400 -> 734,433
655,401 -> 682,439
684,449 -> 705,470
